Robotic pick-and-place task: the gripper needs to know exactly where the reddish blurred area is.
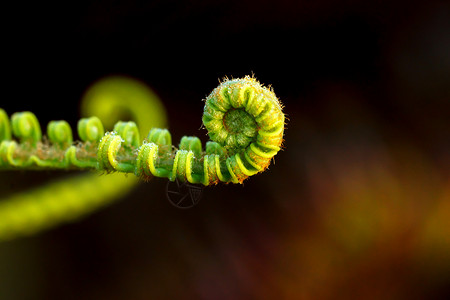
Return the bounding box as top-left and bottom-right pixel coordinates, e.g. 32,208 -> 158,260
0,0 -> 449,299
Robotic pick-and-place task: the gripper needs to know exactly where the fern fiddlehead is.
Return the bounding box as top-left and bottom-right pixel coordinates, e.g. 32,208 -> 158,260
0,76 -> 284,240
0,77 -> 284,240
0,76 -> 284,185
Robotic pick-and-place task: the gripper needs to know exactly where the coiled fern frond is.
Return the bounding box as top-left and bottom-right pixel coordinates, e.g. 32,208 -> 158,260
1,76 -> 284,184
0,76 -> 285,240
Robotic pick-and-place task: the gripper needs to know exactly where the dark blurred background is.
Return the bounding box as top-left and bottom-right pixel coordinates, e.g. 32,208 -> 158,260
1,0 -> 449,299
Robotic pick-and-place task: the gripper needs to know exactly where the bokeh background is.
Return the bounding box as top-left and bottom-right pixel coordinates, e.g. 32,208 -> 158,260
1,0 -> 449,299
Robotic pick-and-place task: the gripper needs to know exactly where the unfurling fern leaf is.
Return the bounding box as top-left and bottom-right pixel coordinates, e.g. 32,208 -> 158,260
0,76 -> 285,240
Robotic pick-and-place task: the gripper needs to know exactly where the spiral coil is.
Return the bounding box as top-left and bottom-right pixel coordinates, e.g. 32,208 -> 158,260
0,76 -> 285,186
